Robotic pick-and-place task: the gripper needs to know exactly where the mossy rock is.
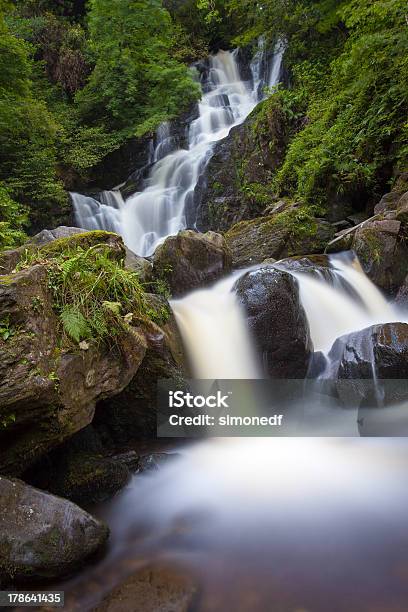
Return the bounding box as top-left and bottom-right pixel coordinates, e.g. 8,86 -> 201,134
225,207 -> 335,267
152,230 -> 232,297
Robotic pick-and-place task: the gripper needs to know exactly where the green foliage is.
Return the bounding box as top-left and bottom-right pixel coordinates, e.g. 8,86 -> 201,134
76,0 -> 201,135
274,0 -> 408,205
0,184 -> 27,249
19,239 -> 149,345
0,8 -> 68,236
0,315 -> 16,341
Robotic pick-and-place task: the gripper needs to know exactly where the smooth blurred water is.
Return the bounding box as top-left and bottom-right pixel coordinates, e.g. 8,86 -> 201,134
71,44 -> 284,257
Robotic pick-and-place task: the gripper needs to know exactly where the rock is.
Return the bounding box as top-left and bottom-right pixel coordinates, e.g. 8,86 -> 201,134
374,192 -> 401,215
124,248 -> 153,283
111,451 -> 140,473
193,94 -> 295,233
235,268 -> 313,378
326,323 -> 408,406
138,453 -> 179,472
30,226 -> 86,246
0,229 -> 127,275
96,564 -> 198,612
152,230 -> 232,296
225,212 -> 334,268
0,263 -> 147,476
352,219 -> 407,293
0,476 -> 109,582
94,296 -> 187,443
25,426 -> 133,505
396,191 -> 408,223
396,275 -> 408,307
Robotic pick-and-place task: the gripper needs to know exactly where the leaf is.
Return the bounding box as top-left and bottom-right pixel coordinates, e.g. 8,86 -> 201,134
60,306 -> 90,343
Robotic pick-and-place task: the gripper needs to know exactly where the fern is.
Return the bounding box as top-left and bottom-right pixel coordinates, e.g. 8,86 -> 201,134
60,306 -> 90,343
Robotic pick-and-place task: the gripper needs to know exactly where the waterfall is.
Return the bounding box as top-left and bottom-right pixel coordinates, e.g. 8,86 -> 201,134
70,43 -> 284,257
171,270 -> 260,379
291,252 -> 401,352
170,253 -> 405,381
71,190 -> 125,234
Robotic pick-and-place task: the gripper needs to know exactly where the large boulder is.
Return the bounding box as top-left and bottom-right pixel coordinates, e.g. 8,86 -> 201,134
352,219 -> 407,293
328,322 -> 408,380
0,477 -> 109,582
225,211 -> 334,268
152,230 -> 232,296
0,260 -> 147,477
94,295 -> 188,443
235,268 -> 313,378
0,229 -> 126,275
326,322 -> 408,407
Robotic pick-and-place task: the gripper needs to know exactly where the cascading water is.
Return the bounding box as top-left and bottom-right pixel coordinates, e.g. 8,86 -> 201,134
71,44 -> 284,256
171,270 -> 260,379
59,254 -> 408,611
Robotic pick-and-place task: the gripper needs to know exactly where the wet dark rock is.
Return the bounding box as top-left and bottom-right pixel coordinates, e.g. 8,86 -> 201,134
152,230 -> 232,296
138,452 -> 179,472
326,323 -> 408,406
236,268 -> 313,378
193,94 -> 293,233
0,476 -> 109,582
45,454 -> 129,507
111,451 -> 140,473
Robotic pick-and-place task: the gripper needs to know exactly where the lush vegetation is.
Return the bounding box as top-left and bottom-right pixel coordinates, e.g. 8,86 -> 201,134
16,231 -> 149,346
0,0 -> 201,245
0,0 -> 407,248
224,0 -> 408,211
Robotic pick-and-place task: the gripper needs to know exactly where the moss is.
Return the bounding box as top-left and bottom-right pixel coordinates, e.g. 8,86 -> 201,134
357,229 -> 383,264
40,230 -> 121,258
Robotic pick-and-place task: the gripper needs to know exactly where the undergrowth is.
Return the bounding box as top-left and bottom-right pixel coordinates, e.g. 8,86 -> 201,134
17,242 -> 150,346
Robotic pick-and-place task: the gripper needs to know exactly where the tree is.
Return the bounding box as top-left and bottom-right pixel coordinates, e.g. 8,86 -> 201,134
76,0 -> 201,135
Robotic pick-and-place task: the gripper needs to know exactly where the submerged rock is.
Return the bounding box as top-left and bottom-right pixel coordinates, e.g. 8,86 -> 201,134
235,268 -> 313,378
138,452 -> 179,472
96,564 -> 198,612
0,476 -> 109,582
152,230 -> 232,296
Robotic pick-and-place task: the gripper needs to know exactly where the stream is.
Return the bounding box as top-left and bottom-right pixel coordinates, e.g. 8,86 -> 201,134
60,44 -> 408,612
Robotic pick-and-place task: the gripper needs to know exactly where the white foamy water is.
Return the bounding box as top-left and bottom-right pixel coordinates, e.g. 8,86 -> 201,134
292,253 -> 406,352
71,43 -> 284,256
171,271 -> 260,379
59,254 -> 408,611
